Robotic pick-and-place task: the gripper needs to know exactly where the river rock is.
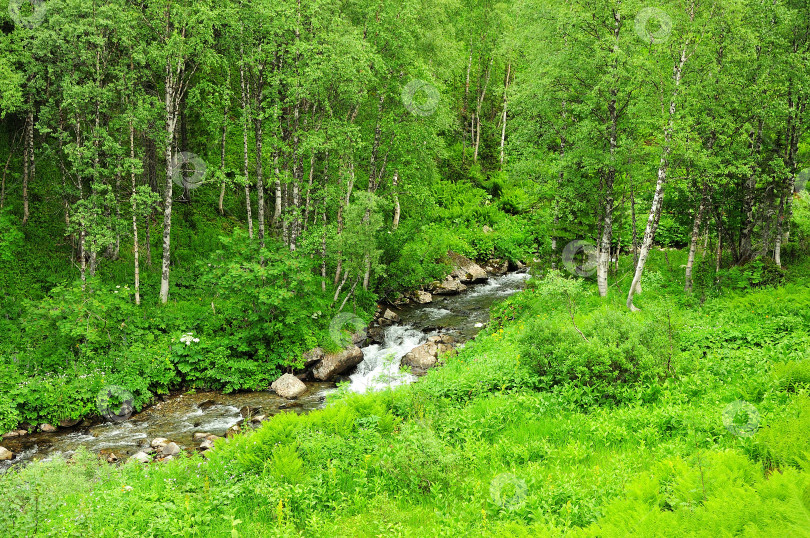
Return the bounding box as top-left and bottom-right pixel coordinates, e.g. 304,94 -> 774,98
206,434 -> 221,442
484,259 -> 509,275
106,453 -> 119,463
2,430 -> 22,439
0,446 -> 13,461
40,423 -> 57,433
402,342 -> 440,376
303,347 -> 325,367
197,399 -> 216,411
226,424 -> 241,438
427,334 -> 455,345
239,406 -> 262,418
449,252 -> 488,284
199,439 -> 215,450
378,308 -> 401,327
508,259 -> 527,271
151,437 -> 170,449
129,451 -> 150,464
432,277 -> 467,295
312,346 -> 364,381
271,373 -> 307,399
386,292 -> 409,306
367,326 -> 385,344
59,418 -> 81,428
353,330 -> 369,346
411,290 -> 433,304
402,339 -> 456,376
161,442 -> 181,456
193,432 -> 211,442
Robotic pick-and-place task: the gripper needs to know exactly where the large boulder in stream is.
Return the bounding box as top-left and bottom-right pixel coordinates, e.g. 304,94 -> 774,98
484,258 -> 509,275
161,442 -> 181,457
448,251 -> 489,284
431,276 -> 468,295
303,347 -> 325,367
378,308 -> 401,327
401,336 -> 456,376
271,373 -> 307,399
129,451 -> 151,464
411,290 -> 433,304
0,446 -> 13,461
312,346 -> 364,381
59,418 -> 81,428
366,326 -> 385,344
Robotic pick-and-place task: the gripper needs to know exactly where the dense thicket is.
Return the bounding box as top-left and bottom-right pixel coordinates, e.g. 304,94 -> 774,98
0,0 -> 808,427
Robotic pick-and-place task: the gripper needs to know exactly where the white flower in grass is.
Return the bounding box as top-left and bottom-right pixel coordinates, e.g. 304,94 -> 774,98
180,332 -> 200,346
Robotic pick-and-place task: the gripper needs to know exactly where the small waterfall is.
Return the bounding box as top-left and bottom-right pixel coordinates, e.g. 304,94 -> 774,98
349,325 -> 424,393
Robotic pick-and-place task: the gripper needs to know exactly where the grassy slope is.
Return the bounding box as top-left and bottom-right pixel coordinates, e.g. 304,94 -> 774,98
2,250 -> 810,537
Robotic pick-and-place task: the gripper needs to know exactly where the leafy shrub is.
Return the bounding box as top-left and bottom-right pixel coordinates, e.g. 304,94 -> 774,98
200,230 -> 335,383
773,358 -> 810,393
717,256 -> 786,290
520,309 -> 675,406
578,450 -> 810,536
376,422 -> 460,494
755,396 -> 810,470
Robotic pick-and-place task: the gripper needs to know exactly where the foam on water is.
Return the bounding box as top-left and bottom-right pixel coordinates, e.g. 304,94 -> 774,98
349,325 -> 423,393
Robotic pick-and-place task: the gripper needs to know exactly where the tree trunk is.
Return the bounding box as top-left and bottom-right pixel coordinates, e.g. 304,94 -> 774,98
22,108 -> 33,225
473,58 -> 493,163
254,67 -> 266,248
130,119 -> 141,306
240,55 -> 253,240
218,103 -> 229,215
739,118 -> 764,263
392,170 -> 401,230
775,95 -> 804,267
321,151 -> 329,292
159,58 -> 180,305
303,151 -> 316,232
462,40 -> 473,162
290,98 -> 301,252
627,47 -> 687,311
112,168 -> 121,260
333,159 -> 354,287
0,131 -> 18,209
774,191 -> 785,267
598,13 -> 622,297
715,219 -> 722,273
499,62 -> 511,167
80,228 -> 87,291
685,182 -> 708,293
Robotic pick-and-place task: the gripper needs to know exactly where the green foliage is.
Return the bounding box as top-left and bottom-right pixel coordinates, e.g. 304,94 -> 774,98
755,396 -> 810,470
578,451 -> 810,536
376,422 -> 460,494
4,275 -> 810,535
773,357 -> 810,393
716,256 -> 786,291
519,309 -> 677,406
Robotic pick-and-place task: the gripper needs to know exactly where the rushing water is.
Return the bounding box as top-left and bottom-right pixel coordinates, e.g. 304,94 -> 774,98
349,271 -> 531,394
1,271 -> 530,471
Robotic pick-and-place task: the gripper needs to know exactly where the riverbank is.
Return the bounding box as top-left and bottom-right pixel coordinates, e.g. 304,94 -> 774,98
3,251 -> 810,536
0,268 -> 530,470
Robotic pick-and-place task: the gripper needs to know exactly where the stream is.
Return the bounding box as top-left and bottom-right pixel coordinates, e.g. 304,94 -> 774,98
0,271 -> 530,471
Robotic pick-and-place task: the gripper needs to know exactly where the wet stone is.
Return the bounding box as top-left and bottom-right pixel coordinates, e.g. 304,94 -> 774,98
197,399 -> 216,411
